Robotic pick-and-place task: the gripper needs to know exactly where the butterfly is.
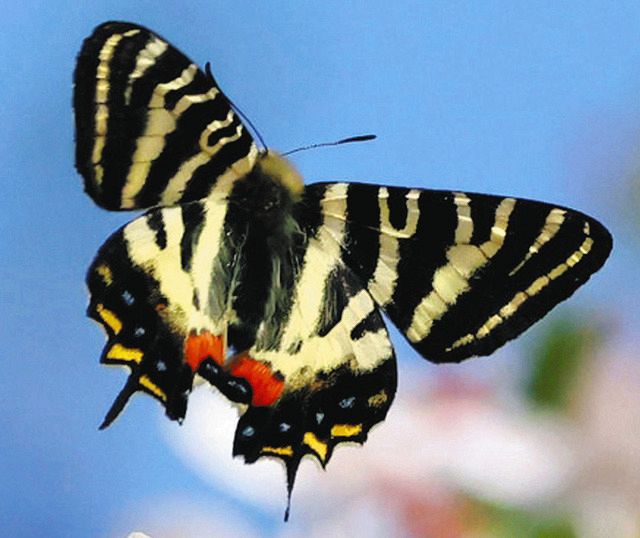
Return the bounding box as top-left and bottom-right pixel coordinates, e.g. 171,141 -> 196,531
74,21 -> 612,519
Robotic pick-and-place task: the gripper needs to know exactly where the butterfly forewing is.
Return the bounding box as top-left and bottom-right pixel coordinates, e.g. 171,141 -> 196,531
74,21 -> 257,210
310,182 -> 612,363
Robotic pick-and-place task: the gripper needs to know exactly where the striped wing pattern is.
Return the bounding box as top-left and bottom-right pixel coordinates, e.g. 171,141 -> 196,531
236,183 -> 397,486
75,21 -> 612,520
86,179 -> 396,515
312,182 -> 612,363
74,21 -> 257,210
86,195 -> 233,425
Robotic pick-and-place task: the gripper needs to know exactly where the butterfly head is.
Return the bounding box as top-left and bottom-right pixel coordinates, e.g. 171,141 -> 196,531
255,150 -> 304,201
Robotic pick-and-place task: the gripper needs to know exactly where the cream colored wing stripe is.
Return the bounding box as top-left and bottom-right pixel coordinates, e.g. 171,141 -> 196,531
75,22 -> 258,210
278,183 -> 348,352
509,207 -> 566,276
121,64 -> 202,207
449,221 -> 594,351
122,201 -> 228,332
406,197 -> 516,342
160,116 -> 243,206
189,195 -> 231,321
369,188 -> 420,306
92,31 -> 132,186
124,36 -> 168,104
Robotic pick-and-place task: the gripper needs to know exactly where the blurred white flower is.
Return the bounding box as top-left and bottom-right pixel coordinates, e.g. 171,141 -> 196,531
282,373 -> 577,529
112,495 -> 259,538
163,364 -> 578,533
568,347 -> 640,538
159,341 -> 640,536
163,387 -> 289,513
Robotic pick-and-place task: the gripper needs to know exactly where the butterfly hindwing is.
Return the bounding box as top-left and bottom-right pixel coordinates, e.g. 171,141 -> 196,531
87,220 -> 192,426
207,180 -> 397,497
74,21 -> 257,210
226,248 -> 397,514
87,194 -> 239,425
87,174 -> 397,510
311,182 -> 612,363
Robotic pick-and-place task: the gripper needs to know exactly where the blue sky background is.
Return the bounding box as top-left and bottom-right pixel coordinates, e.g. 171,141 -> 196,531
1,2 -> 639,536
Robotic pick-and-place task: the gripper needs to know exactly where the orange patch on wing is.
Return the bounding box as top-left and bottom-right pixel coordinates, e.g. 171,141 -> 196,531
229,353 -> 284,407
185,331 -> 225,372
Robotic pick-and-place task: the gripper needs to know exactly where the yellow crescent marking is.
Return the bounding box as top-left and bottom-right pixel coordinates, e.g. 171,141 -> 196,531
139,375 -> 167,402
95,264 -> 113,285
331,423 -> 363,438
96,304 -> 122,335
261,446 -> 293,457
368,389 -> 388,408
303,432 -> 328,463
106,343 -> 143,363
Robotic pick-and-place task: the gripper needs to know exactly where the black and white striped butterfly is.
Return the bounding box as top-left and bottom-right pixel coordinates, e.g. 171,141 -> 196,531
75,21 -> 612,519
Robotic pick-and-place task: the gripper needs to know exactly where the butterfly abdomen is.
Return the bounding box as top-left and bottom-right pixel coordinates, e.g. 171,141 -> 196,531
224,153 -> 308,352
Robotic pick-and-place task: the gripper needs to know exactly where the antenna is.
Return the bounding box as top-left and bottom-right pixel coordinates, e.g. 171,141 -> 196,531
205,62 -> 268,151
282,134 -> 376,156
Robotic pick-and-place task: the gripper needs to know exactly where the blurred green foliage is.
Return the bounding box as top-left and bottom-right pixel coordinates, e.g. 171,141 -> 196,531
463,314 -> 605,536
524,315 -> 598,412
471,497 -> 577,538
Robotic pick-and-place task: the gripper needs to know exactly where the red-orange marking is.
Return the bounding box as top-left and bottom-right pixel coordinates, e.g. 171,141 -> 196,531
184,331 -> 225,371
229,352 -> 284,407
